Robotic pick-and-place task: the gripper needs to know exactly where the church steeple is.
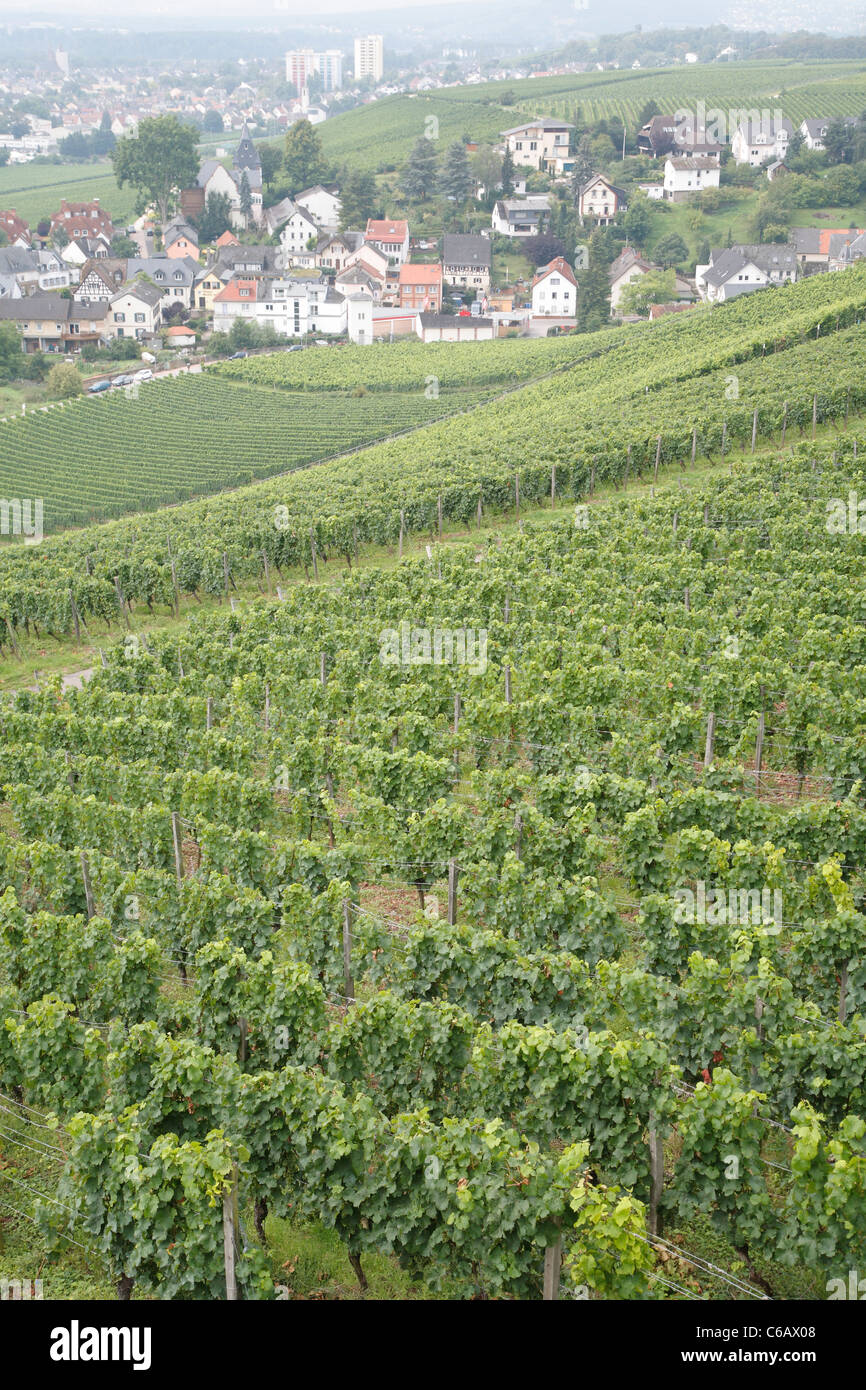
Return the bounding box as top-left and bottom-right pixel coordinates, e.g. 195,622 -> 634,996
234,121 -> 260,173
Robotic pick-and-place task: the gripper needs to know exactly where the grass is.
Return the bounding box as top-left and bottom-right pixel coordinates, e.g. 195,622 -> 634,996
0,160 -> 138,232
0,381 -> 48,416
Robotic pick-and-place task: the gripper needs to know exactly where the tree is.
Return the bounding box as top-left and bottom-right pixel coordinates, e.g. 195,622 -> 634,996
653,232 -> 689,267
0,147 -> 9,167
196,192 -> 233,244
760,223 -> 790,243
202,109 -> 224,134
617,268 -> 676,317
823,118 -> 855,165
622,198 -> 652,246
638,100 -> 661,128
401,137 -> 438,202
440,141 -> 472,203
569,136 -> 595,208
110,234 -> 139,257
52,226 -> 70,250
284,120 -> 326,192
577,231 -> 611,331
112,116 -> 199,224
338,169 -> 380,230
238,170 -> 253,227
46,362 -> 84,399
524,233 -> 567,267
470,144 -> 502,199
259,144 -> 282,194
0,321 -> 24,382
697,238 -> 711,265
500,145 -> 515,197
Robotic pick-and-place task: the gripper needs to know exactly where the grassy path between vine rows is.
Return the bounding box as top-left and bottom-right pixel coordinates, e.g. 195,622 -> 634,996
0,417 -> 847,695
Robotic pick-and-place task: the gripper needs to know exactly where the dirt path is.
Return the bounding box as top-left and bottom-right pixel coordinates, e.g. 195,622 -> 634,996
26,666 -> 94,694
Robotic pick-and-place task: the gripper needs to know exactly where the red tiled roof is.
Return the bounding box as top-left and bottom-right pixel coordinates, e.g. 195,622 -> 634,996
365,219 -> 409,243
532,256 -> 577,289
398,263 -> 442,285
214,278 -> 259,302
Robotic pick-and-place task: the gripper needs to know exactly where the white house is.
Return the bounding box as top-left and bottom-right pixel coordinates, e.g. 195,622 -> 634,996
107,281 -> 163,339
731,118 -> 794,166
491,196 -> 551,237
577,174 -> 626,225
277,204 -> 320,265
530,256 -> 577,319
125,257 -> 200,310
316,231 -> 365,272
695,244 -> 798,302
295,185 -> 341,233
364,219 -> 410,267
213,274 -> 347,338
663,156 -> 720,202
345,289 -> 374,344
500,120 -> 572,172
608,247 -> 655,312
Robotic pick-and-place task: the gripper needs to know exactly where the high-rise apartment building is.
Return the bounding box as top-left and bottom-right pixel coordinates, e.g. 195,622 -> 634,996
353,35 -> 384,82
285,49 -> 343,94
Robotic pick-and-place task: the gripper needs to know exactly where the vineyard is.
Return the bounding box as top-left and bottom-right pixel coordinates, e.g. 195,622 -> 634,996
0,266 -> 863,635
318,61 -> 866,171
1,430 -> 865,1299
0,372 -> 504,532
0,265 -> 865,1302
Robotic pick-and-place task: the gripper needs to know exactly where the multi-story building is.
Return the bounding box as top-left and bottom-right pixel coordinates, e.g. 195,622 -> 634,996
500,120 -> 573,173
397,263 -> 442,312
285,49 -> 344,94
354,35 -> 384,82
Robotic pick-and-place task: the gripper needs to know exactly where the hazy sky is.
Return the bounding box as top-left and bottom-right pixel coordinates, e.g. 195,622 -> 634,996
0,0 -> 469,16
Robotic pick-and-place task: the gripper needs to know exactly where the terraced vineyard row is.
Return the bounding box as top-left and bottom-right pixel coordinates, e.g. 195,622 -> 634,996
0,374 -> 497,531
0,267 -> 864,641
212,331 -> 623,392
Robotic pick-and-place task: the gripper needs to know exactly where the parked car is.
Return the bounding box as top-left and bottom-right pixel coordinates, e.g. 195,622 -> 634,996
228,351 -> 248,360
286,344 -> 303,352
132,368 -> 153,383
87,380 -> 111,394
112,373 -> 134,387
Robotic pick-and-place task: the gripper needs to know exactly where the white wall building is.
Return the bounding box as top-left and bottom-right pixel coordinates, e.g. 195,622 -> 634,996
354,35 -> 384,82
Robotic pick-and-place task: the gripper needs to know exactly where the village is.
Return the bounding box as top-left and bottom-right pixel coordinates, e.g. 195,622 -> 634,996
1,32 -> 865,387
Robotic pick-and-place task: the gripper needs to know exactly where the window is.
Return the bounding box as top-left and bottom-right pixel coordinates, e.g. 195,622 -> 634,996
134,313 -> 145,323
114,312 -> 125,322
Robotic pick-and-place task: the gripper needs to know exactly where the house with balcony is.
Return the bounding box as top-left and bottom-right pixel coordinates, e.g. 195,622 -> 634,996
500,119 -> 573,172
0,293 -> 107,351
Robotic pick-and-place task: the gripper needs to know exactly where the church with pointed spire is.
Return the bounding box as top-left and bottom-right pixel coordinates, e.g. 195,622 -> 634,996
233,122 -> 262,193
